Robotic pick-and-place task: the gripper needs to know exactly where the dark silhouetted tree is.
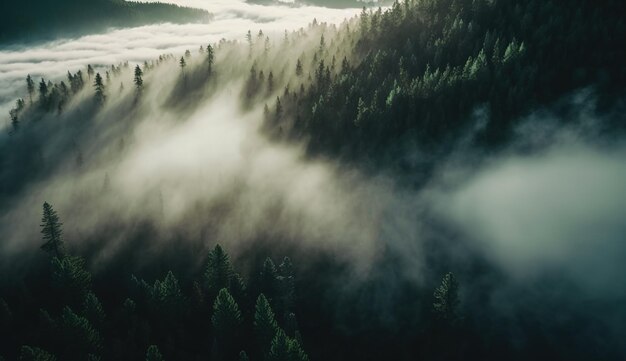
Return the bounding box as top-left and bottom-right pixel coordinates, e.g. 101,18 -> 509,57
94,73 -> 105,104
207,44 -> 215,74
40,202 -> 64,258
52,256 -> 92,306
268,329 -> 308,361
60,306 -> 102,359
134,65 -> 144,92
19,346 -> 56,361
259,257 -> 279,302
295,59 -> 303,77
277,257 -> 295,318
433,272 -> 460,324
212,288 -> 242,360
204,244 -> 233,299
83,292 -> 105,329
179,56 -> 186,74
38,78 -> 48,102
254,294 -> 279,355
268,71 -> 274,93
145,345 -> 164,361
87,64 -> 94,81
26,74 -> 35,104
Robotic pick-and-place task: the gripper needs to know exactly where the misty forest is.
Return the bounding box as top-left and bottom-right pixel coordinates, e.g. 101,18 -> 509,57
1,0 -> 626,360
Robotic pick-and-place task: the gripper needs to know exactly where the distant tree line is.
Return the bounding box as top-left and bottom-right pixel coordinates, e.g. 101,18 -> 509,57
0,0 -> 211,44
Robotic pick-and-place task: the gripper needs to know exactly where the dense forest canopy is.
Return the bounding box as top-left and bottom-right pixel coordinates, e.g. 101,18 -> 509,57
1,0 -> 625,361
0,0 -> 211,44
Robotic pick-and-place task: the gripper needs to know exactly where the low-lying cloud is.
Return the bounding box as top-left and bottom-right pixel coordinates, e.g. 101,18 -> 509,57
0,0 -> 360,124
435,142 -> 626,294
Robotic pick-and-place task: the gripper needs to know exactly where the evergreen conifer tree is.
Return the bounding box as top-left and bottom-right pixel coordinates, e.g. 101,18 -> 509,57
94,73 -> 105,103
19,346 -> 56,361
204,244 -> 233,299
26,74 -> 35,104
212,288 -> 243,360
254,294 -> 279,355
40,202 -> 64,258
146,345 -> 164,361
433,272 -> 460,324
207,44 -> 215,74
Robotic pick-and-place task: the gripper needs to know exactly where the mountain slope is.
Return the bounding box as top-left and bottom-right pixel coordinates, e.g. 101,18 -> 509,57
0,0 -> 211,44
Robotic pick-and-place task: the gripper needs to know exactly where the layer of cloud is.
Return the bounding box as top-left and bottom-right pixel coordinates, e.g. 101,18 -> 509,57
0,0 -> 360,125
434,143 -> 626,294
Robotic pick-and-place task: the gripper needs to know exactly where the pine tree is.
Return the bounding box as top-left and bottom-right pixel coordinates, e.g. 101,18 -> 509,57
146,345 -> 164,361
60,306 -> 102,358
254,294 -> 279,355
152,271 -> 184,316
295,59 -> 303,77
40,202 -> 64,258
9,107 -> 19,134
268,71 -> 274,93
207,44 -> 215,74
26,74 -> 35,104
19,346 -> 56,361
277,257 -> 295,318
268,329 -> 290,361
212,288 -> 242,360
134,65 -> 144,92
94,73 -> 105,104
87,64 -> 94,81
246,30 -> 253,53
82,292 -> 105,328
275,97 -> 283,122
52,256 -> 92,306
179,57 -> 186,73
433,272 -> 460,323
39,78 -> 48,102
259,257 -> 279,302
204,244 -> 233,299
267,329 -> 308,361
264,36 -> 271,54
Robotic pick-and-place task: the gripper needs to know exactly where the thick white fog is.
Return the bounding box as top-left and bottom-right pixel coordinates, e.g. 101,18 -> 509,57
0,0 -> 361,124
434,141 -> 626,295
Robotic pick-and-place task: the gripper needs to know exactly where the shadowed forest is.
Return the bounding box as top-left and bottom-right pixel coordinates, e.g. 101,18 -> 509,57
1,0 -> 626,360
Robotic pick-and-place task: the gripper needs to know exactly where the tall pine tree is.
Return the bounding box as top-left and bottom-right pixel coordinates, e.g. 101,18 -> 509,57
40,202 -> 64,258
433,272 -> 460,324
94,73 -> 105,104
145,345 -> 164,361
212,288 -> 242,361
254,294 -> 279,355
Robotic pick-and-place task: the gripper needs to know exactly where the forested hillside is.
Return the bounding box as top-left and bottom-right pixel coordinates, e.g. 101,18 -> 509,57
0,0 -> 211,44
265,0 -> 626,173
1,1 -> 625,361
